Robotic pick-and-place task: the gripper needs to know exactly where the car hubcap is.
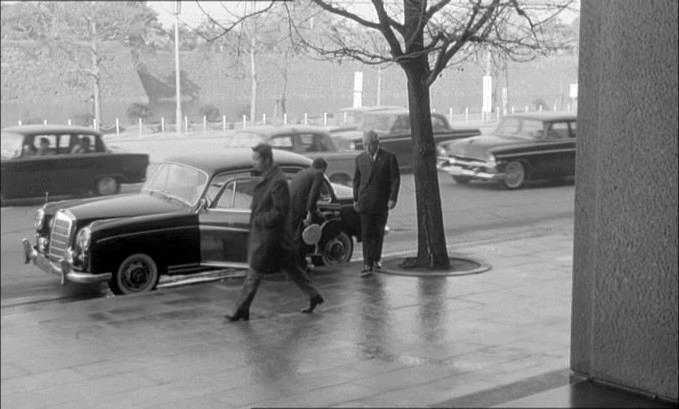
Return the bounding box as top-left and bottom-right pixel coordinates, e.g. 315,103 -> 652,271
505,162 -> 525,188
324,235 -> 350,264
122,260 -> 153,291
98,177 -> 118,195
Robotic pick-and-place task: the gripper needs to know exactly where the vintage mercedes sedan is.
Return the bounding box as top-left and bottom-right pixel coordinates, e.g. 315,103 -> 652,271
1,125 -> 149,200
22,149 -> 360,295
437,112 -> 576,189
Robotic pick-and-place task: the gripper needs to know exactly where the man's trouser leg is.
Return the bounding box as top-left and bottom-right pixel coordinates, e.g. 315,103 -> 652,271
233,269 -> 263,313
373,211 -> 388,263
360,212 -> 377,267
284,257 -> 321,299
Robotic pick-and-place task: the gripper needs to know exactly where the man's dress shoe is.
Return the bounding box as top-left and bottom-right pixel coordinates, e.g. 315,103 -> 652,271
301,295 -> 324,313
225,310 -> 249,322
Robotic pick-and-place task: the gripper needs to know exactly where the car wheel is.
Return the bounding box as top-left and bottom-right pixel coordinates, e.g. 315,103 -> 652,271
452,175 -> 471,184
311,231 -> 353,266
329,173 -> 351,186
96,176 -> 120,196
503,161 -> 526,190
110,253 -> 160,295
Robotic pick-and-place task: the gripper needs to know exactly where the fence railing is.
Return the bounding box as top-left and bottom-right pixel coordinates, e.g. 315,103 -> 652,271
12,103 -> 575,138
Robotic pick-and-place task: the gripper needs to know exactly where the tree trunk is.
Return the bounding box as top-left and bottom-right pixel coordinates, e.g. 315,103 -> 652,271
403,60 -> 450,269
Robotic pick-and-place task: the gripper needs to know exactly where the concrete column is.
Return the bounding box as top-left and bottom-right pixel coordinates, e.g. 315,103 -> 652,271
572,0 -> 678,401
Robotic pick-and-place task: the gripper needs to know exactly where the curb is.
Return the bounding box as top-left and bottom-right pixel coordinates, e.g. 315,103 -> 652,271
377,256 -> 492,277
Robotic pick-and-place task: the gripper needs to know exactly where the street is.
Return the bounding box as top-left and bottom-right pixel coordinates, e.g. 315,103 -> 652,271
1,161 -> 574,308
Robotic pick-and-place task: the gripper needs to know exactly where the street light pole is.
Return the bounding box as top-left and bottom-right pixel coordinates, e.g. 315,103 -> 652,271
174,0 -> 182,136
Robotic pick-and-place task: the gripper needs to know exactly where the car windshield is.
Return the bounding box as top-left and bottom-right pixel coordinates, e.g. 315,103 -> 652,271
1,132 -> 23,159
225,132 -> 266,148
494,118 -> 545,139
141,162 -> 208,206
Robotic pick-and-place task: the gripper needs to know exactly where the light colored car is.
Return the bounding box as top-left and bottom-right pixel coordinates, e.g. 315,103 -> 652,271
224,125 -> 359,186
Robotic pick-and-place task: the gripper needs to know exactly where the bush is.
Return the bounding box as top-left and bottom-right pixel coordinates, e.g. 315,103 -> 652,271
126,103 -> 153,124
199,104 -> 221,122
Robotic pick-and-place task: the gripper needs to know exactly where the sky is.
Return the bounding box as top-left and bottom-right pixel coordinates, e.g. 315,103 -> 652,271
149,1 -> 578,30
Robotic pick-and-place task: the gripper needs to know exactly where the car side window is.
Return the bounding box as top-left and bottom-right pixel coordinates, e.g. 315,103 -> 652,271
546,122 -> 570,139
31,134 -> 57,156
206,171 -> 251,207
569,122 -> 577,138
270,135 -> 294,150
215,178 -> 259,210
431,115 -> 448,131
392,115 -> 410,133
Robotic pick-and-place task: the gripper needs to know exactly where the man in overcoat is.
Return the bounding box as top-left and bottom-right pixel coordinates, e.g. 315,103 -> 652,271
289,157 -> 328,269
226,143 -> 324,321
353,130 -> 400,277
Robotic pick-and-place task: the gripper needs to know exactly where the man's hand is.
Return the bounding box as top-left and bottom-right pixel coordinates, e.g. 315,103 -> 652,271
353,201 -> 360,212
387,200 -> 396,210
303,212 -> 313,226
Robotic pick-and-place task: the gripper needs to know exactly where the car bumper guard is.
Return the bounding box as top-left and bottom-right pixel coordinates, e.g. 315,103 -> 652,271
22,238 -> 112,285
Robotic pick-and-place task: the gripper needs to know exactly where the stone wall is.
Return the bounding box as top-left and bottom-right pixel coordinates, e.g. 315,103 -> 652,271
571,0 -> 678,401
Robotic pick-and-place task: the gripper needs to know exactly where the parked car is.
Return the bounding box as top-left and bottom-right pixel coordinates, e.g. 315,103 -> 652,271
22,149 -> 361,295
224,125 -> 359,185
328,105 -> 404,134
436,112 -> 577,189
332,108 -> 481,171
1,125 -> 149,200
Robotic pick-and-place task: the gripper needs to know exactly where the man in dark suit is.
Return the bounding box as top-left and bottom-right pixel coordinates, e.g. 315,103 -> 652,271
353,130 -> 400,277
226,143 -> 324,322
289,157 -> 328,270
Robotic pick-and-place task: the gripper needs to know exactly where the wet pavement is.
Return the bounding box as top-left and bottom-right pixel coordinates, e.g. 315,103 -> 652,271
1,224 -> 672,408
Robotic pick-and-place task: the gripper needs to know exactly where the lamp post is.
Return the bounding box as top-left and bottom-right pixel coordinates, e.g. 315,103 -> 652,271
174,1 -> 182,136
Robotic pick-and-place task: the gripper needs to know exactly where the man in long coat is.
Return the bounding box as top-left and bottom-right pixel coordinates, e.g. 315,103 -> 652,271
289,157 -> 328,269
353,130 -> 400,276
226,143 -> 324,321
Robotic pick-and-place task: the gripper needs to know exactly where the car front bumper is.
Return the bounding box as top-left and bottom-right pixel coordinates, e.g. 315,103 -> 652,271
22,238 -> 112,285
437,157 -> 505,182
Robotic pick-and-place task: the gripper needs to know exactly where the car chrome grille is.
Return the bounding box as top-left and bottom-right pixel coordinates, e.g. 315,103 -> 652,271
48,212 -> 73,261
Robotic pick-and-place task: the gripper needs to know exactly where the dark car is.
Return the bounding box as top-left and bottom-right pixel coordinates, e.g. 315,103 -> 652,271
1,125 -> 149,200
224,125 -> 359,186
436,112 -> 577,189
332,108 -> 481,171
22,149 -> 361,295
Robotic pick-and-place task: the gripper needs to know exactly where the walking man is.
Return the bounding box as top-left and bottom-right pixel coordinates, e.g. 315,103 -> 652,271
352,130 -> 400,277
226,143 -> 324,322
289,157 -> 328,270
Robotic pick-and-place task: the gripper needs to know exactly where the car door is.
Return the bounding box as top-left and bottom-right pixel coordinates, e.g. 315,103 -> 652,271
50,133 -> 100,195
16,134 -> 59,198
541,121 -> 576,177
198,173 -> 259,268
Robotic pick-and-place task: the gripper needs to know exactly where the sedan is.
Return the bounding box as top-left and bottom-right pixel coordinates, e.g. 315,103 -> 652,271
437,112 -> 577,189
22,149 -> 361,295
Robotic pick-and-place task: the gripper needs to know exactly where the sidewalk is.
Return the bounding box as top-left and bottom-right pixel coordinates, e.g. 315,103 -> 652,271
0,227 -> 621,408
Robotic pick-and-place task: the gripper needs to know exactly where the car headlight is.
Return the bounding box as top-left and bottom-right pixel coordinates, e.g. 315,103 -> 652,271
34,208 -> 45,230
76,227 -> 92,252
485,153 -> 497,168
437,146 -> 447,157
348,141 -> 356,151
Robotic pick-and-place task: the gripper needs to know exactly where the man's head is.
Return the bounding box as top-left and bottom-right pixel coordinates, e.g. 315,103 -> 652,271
37,137 -> 50,154
251,143 -> 274,174
311,157 -> 328,171
363,130 -> 380,156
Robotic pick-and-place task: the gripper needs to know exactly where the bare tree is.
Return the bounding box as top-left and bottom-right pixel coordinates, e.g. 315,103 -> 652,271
1,2 -> 164,129
287,0 -> 574,269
